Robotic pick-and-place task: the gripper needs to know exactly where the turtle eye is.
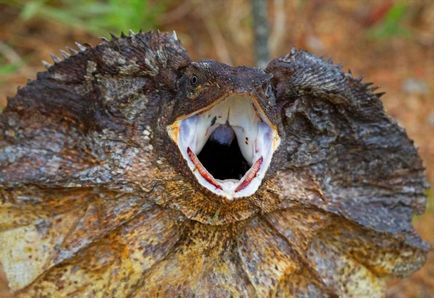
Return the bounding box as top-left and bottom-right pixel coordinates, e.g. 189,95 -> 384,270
190,75 -> 198,86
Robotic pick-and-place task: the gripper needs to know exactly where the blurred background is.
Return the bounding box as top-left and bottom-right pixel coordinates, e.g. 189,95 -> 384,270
0,0 -> 433,296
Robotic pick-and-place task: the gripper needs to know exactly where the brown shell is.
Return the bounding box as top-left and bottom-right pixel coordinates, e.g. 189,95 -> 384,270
0,31 -> 429,297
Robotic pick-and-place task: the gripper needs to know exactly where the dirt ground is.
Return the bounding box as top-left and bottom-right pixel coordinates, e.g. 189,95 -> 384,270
0,0 -> 433,296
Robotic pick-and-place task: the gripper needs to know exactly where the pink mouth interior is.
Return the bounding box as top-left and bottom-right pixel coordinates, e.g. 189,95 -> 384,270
169,94 -> 278,200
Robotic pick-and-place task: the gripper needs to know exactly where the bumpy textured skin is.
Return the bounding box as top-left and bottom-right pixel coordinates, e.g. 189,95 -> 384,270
0,31 -> 429,297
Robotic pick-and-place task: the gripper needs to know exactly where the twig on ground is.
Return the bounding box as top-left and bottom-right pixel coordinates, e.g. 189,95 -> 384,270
0,41 -> 22,64
269,0 -> 286,56
251,0 -> 269,67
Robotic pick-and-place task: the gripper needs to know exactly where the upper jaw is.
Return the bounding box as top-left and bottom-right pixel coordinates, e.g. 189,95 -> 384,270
167,93 -> 280,200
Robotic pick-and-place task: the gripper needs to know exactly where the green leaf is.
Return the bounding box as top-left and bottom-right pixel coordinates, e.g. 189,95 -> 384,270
9,0 -> 169,35
20,0 -> 46,21
368,2 -> 411,39
0,64 -> 20,75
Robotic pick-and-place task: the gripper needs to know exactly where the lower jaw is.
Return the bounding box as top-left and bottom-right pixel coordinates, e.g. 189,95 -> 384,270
187,145 -> 264,199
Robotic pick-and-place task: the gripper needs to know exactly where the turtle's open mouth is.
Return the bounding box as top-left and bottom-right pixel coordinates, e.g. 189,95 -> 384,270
167,94 -> 280,200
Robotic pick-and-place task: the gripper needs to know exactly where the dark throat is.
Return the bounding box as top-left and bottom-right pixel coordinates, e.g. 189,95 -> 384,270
197,126 -> 250,180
